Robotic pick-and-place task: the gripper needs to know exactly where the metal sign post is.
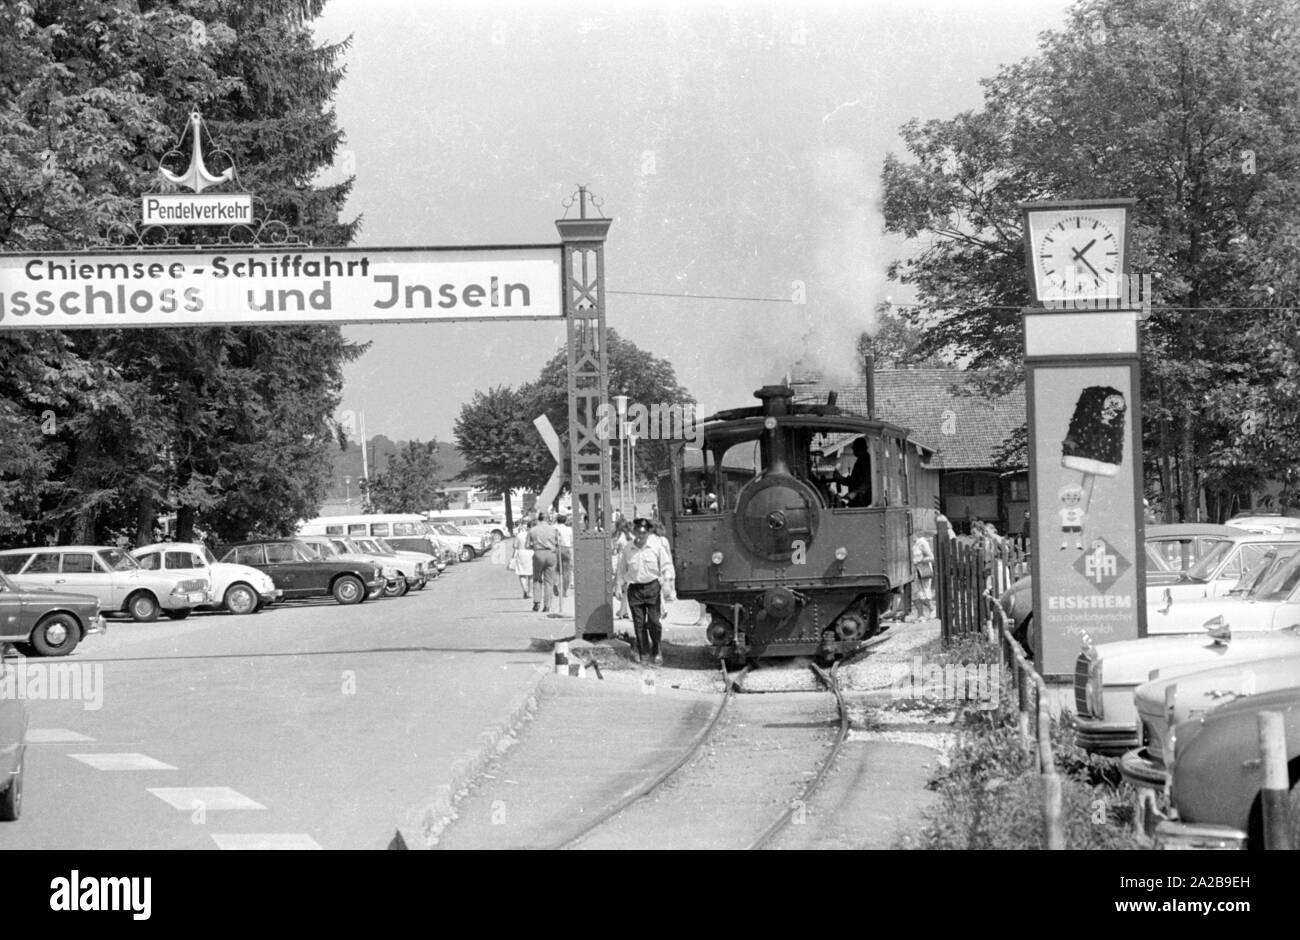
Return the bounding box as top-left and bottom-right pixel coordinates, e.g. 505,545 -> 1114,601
556,188 -> 614,639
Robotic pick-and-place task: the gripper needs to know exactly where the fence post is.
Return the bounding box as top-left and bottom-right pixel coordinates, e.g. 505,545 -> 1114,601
1259,711 -> 1294,850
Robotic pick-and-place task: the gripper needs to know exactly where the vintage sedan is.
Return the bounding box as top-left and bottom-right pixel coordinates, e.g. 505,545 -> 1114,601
294,535 -> 405,596
0,546 -> 209,623
219,540 -> 384,605
131,542 -> 282,615
0,650 -> 27,820
1122,651 -> 1300,791
430,522 -> 482,563
1144,544 -> 1300,636
1150,532 -> 1300,605
0,570 -> 106,657
1072,627 -> 1300,755
346,535 -> 436,590
1156,686 -> 1300,849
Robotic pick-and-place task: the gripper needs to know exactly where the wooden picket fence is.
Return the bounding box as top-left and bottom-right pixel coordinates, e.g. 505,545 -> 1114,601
935,520 -> 1028,642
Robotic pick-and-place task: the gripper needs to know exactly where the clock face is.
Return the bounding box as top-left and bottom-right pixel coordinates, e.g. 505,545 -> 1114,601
1026,206 -> 1128,303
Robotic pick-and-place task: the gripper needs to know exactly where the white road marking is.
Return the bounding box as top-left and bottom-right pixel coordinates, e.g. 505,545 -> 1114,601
26,728 -> 95,743
68,752 -> 176,770
210,833 -> 322,850
147,786 -> 265,810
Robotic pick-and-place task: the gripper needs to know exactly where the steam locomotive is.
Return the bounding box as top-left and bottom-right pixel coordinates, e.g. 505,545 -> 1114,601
659,384 -> 927,663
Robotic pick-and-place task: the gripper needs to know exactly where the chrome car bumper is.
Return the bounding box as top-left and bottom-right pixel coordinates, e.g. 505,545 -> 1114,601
165,590 -> 211,609
86,615 -> 108,636
1119,747 -> 1170,790
1074,718 -> 1140,754
259,589 -> 284,604
1154,821 -> 1247,850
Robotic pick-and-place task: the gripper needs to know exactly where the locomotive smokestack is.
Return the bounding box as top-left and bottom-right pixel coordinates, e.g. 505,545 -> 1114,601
754,385 -> 794,476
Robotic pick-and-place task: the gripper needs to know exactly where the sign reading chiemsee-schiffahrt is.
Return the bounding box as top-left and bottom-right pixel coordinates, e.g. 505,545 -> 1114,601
0,247 -> 563,328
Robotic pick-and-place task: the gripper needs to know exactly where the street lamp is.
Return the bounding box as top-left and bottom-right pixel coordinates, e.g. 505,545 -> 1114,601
613,394 -> 629,519
344,475 -> 352,504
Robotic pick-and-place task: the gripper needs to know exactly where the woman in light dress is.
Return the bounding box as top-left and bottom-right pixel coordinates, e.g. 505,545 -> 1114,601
509,520 -> 535,598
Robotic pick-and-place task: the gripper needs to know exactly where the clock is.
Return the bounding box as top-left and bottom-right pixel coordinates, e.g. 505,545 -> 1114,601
1022,200 -> 1132,305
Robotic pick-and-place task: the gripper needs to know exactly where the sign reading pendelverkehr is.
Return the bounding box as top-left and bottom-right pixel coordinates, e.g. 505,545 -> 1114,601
0,245 -> 564,328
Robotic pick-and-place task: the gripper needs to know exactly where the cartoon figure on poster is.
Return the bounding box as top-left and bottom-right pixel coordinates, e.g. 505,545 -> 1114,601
1058,385 -> 1127,550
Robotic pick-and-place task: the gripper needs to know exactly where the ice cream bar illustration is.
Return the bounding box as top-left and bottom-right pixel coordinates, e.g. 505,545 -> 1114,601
1062,386 -> 1126,513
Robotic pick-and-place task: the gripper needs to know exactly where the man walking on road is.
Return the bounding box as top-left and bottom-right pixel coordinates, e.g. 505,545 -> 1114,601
616,517 -> 676,665
526,513 -> 559,612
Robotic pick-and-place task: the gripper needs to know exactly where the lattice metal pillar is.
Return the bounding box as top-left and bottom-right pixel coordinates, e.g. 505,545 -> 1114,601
556,188 -> 613,639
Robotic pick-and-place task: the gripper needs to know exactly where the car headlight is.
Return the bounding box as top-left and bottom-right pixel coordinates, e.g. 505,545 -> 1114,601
383,565 -> 398,579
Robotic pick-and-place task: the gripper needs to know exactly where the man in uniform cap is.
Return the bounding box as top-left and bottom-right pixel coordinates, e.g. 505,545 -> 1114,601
616,517 -> 676,665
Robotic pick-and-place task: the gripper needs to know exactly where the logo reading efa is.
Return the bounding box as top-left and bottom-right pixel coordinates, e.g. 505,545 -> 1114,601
1073,537 -> 1130,591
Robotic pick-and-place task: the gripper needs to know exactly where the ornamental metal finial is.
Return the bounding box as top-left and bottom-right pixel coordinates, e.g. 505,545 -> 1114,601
561,185 -> 605,220
159,109 -> 233,194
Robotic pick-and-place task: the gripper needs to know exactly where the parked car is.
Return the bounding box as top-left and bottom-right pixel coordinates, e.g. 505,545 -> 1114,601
1156,686 -> 1300,849
1072,627 -> 1300,754
371,536 -> 440,581
1122,651 -> 1300,791
1150,532 -> 1300,605
1142,523 -> 1246,587
131,542 -> 282,615
0,569 -> 106,656
218,540 -> 384,605
0,546 -> 209,623
1146,545 -> 1300,636
430,522 -> 482,562
0,650 -> 27,820
294,535 -> 406,597
345,535 -> 438,590
1224,512 -> 1300,534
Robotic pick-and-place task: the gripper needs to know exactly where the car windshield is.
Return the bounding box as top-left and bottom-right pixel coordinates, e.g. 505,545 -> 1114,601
309,541 -> 339,558
1186,541 -> 1234,581
435,523 -> 466,537
203,547 -> 219,565
356,538 -> 390,554
98,549 -> 140,571
375,538 -> 399,552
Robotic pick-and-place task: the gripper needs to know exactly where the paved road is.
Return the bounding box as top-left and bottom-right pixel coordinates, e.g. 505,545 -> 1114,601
0,557 -> 561,850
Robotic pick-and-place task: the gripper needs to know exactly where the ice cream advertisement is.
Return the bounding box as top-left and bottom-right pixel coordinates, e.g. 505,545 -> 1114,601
1030,362 -> 1145,677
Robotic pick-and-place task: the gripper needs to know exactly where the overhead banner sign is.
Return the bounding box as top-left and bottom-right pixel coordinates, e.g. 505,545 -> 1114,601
0,245 -> 564,328
1028,357 -> 1145,678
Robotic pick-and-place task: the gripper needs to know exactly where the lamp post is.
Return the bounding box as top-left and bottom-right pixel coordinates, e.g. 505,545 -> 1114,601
344,476 -> 351,504
613,394 -> 629,519
628,431 -> 638,517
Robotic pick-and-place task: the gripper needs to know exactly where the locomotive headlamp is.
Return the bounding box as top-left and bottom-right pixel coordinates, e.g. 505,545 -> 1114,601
834,547 -> 848,561
763,417 -> 777,430
711,551 -> 724,565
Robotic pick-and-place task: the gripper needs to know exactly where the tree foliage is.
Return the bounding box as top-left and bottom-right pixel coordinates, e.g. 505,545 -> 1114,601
362,440 -> 442,514
0,0 -> 365,547
881,0 -> 1300,520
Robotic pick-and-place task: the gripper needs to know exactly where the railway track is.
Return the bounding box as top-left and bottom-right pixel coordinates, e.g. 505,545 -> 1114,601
551,660 -> 853,851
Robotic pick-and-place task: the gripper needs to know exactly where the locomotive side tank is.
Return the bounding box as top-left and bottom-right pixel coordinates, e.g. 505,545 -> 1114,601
662,384 -> 921,662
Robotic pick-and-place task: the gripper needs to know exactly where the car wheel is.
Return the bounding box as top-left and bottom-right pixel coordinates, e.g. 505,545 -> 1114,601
0,753 -> 23,821
127,592 -> 160,623
383,579 -> 409,598
459,546 -> 474,563
224,583 -> 259,615
332,575 -> 365,605
30,613 -> 80,657
164,609 -> 191,621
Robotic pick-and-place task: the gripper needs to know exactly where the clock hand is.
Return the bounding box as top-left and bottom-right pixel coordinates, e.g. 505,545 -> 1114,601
1071,244 -> 1102,280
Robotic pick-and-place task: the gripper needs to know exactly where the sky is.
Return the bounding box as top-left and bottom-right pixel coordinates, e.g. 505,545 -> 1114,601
311,0 -> 1075,444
